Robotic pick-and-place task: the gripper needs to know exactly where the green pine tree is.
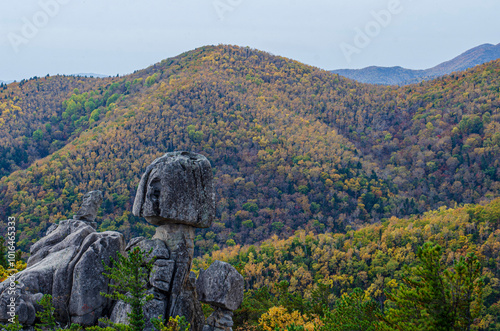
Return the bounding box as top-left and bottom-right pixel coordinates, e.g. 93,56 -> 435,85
35,294 -> 57,331
319,288 -> 380,331
380,243 -> 484,331
101,247 -> 154,331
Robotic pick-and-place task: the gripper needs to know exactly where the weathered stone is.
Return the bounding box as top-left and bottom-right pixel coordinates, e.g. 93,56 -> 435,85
196,261 -> 244,311
170,272 -> 205,331
132,151 -> 215,228
125,236 -> 146,251
154,224 -> 194,262
204,308 -> 234,331
0,220 -> 96,324
73,190 -> 103,222
109,288 -> 167,331
150,259 -> 175,292
28,220 -> 95,267
69,231 -> 125,325
127,237 -> 170,263
0,219 -> 124,326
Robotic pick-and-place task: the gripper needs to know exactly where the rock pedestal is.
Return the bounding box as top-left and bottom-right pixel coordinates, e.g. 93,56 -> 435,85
196,261 -> 244,331
121,151 -> 217,330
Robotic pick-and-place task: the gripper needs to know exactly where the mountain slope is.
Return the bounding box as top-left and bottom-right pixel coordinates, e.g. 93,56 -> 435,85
1,45 -> 499,257
0,46 -> 396,254
195,198 -> 500,329
332,43 -> 500,85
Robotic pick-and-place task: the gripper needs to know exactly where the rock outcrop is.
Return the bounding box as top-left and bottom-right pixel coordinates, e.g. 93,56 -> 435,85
111,151 -> 216,331
0,152 -> 244,330
196,261 -> 244,331
0,203 -> 125,326
73,190 -> 103,223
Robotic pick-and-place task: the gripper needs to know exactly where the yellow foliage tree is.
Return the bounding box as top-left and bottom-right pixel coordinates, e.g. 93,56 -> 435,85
258,306 -> 320,331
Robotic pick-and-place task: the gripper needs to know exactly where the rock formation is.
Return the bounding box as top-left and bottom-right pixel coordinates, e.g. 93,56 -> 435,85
128,151 -> 215,329
0,152 -> 244,330
196,261 -> 244,331
0,191 -> 125,326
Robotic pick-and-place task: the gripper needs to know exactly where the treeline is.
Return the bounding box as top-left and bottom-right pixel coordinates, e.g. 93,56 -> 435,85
193,198 -> 500,330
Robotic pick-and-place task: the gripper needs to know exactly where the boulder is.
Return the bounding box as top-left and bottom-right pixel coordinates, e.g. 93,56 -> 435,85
0,220 -> 125,326
73,190 -> 103,223
196,261 -> 244,311
69,231 -> 125,325
203,308 -> 234,331
132,151 -> 215,228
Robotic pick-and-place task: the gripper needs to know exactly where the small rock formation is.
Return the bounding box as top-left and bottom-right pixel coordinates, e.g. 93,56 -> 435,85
0,192 -> 125,326
196,261 -> 244,331
0,152 -> 244,330
73,190 -> 103,223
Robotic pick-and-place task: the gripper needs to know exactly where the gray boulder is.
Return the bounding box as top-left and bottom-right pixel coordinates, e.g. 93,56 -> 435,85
203,308 -> 234,331
0,220 -> 125,326
132,151 -> 215,228
69,231 -> 125,325
196,261 -> 244,311
73,190 -> 103,222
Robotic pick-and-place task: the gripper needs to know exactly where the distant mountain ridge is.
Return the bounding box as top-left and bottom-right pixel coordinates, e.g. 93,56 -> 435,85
332,43 -> 500,85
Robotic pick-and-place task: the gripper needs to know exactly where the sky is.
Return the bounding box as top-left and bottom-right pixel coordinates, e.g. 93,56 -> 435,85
0,0 -> 499,81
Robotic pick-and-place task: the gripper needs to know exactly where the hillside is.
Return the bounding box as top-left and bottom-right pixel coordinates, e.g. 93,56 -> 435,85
332,42 -> 500,85
194,198 -> 500,329
0,45 -> 499,257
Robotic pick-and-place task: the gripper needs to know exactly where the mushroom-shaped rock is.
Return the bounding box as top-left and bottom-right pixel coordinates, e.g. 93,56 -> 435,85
73,190 -> 103,223
196,261 -> 244,311
132,151 -> 215,228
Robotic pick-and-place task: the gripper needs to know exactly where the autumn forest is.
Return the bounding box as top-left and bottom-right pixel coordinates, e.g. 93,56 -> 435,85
1,45 -> 500,329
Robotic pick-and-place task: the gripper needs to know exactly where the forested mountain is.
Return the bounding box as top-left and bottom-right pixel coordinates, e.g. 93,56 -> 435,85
332,42 -> 500,85
194,198 -> 500,330
0,45 -> 499,257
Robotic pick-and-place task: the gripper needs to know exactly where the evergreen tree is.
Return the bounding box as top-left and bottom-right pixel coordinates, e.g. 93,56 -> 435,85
319,288 -> 380,331
35,294 -> 57,331
381,243 -> 484,331
101,247 -> 154,331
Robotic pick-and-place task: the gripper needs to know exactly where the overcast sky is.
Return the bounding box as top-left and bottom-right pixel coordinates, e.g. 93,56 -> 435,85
0,0 -> 499,81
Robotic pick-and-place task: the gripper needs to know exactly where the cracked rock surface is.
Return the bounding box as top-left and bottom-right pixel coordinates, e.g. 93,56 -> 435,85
132,151 -> 215,228
0,219 -> 124,326
196,261 -> 244,311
